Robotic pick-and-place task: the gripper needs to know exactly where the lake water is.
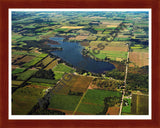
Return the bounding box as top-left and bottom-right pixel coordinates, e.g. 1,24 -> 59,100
49,37 -> 115,73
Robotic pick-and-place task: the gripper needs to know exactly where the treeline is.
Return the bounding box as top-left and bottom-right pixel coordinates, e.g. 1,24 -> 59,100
13,39 -> 62,53
30,108 -> 65,115
130,39 -> 148,48
93,78 -> 124,90
128,66 -> 148,75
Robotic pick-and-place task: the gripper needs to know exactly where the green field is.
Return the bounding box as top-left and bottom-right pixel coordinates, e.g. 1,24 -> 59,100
23,54 -> 47,67
20,35 -> 40,41
130,44 -> 143,49
82,89 -> 122,105
12,86 -> 44,115
12,50 -> 40,56
12,80 -> 24,86
131,46 -> 148,52
54,72 -> 65,80
52,63 -> 75,73
66,33 -> 78,36
12,33 -> 23,41
76,89 -> 122,114
29,78 -> 57,84
16,69 -> 38,81
23,24 -> 37,29
29,82 -> 55,87
89,50 -> 128,60
77,103 -> 104,115
12,68 -> 25,74
53,28 -> 69,32
48,94 -> 81,111
114,37 -> 130,41
122,98 -> 131,114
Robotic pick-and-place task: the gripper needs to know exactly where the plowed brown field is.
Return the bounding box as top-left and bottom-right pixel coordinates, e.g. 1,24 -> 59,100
106,107 -> 120,115
129,52 -> 149,67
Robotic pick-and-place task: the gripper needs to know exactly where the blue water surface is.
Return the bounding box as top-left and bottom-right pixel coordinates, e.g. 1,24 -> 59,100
49,37 -> 115,73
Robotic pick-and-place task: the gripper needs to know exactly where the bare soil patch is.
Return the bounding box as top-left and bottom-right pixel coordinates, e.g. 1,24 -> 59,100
106,107 -> 120,115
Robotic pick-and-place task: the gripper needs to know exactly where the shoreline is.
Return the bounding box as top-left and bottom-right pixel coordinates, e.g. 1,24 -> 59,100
46,36 -> 121,73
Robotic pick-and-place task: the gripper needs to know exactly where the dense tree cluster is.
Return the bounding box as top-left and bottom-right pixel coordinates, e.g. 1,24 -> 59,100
126,73 -> 148,93
93,78 -> 123,90
33,69 -> 55,79
105,69 -> 125,80
130,39 -> 148,48
97,96 -> 121,115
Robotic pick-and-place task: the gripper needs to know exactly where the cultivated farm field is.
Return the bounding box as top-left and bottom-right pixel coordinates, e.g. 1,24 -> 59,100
53,74 -> 92,95
12,68 -> 25,74
52,63 -> 75,73
36,55 -> 53,68
44,59 -> 58,70
12,85 -> 45,115
14,55 -> 35,64
16,69 -> 38,81
129,52 -> 149,67
76,89 -> 122,115
48,94 -> 81,113
88,41 -> 129,61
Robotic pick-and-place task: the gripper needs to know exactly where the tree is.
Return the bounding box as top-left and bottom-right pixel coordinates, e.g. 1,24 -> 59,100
34,69 -> 55,79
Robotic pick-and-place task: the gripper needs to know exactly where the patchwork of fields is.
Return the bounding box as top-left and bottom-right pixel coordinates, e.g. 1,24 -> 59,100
76,89 -> 122,115
48,81 -> 122,115
11,11 -> 149,116
85,40 -> 129,61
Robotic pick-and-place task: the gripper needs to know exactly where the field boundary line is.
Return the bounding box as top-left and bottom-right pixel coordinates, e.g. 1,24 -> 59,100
72,81 -> 92,115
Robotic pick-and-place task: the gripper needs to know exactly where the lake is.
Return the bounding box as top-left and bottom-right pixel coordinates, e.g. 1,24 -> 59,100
49,37 -> 115,73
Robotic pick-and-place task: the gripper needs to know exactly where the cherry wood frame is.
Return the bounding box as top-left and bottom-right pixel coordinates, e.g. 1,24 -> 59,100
0,0 -> 160,128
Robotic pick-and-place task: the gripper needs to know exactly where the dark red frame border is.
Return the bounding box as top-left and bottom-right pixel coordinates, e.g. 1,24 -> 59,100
0,0 -> 160,128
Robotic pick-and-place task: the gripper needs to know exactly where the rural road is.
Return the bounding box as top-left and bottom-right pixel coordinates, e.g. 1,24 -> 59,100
119,45 -> 130,115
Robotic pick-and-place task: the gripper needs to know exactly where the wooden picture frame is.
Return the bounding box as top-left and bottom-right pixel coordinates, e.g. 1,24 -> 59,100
0,0 -> 160,128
